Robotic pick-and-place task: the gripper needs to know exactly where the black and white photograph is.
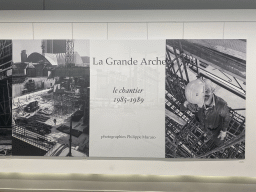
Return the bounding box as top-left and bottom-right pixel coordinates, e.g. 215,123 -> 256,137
165,40 -> 246,159
0,40 -> 12,156
12,40 -> 90,157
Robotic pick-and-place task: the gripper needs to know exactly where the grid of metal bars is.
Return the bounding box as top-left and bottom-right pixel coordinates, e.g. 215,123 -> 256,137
165,40 -> 246,159
13,125 -> 55,151
0,40 -> 12,76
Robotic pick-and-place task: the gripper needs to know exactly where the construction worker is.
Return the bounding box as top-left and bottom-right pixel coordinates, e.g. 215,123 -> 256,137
53,118 -> 57,125
181,78 -> 231,146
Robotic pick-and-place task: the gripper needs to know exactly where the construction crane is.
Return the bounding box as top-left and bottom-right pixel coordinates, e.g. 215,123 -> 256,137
65,39 -> 75,157
65,40 -> 75,67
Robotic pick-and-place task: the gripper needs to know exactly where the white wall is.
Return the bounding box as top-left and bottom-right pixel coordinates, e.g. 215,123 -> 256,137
0,10 -> 256,178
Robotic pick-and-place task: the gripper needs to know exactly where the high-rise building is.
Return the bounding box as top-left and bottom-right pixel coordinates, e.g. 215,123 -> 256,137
41,40 -> 66,54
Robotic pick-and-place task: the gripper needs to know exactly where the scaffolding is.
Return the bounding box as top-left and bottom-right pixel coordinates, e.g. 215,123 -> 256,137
165,40 -> 246,159
0,40 -> 12,79
65,40 -> 74,67
13,125 -> 56,152
0,40 -> 12,128
53,90 -> 76,116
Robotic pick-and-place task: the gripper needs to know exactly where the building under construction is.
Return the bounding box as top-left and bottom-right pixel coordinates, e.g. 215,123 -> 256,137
12,40 -> 90,157
0,40 -> 12,156
165,40 -> 246,159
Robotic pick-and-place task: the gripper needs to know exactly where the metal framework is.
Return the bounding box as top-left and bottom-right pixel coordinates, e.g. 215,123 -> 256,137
0,40 -> 12,128
65,40 -> 74,66
12,124 -> 55,152
53,92 -> 76,116
0,40 -> 12,78
0,79 -> 12,127
165,40 -> 246,159
15,118 -> 52,136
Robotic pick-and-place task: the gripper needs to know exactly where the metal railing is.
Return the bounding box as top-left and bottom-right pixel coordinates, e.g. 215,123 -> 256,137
12,125 -> 56,152
165,41 -> 246,159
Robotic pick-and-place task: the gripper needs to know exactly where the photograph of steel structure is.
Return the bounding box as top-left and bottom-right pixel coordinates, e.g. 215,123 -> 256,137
0,40 -> 12,156
165,40 -> 246,159
12,40 -> 90,157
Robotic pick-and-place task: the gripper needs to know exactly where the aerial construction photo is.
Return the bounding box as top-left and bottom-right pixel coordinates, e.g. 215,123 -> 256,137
165,39 -> 246,159
12,40 -> 90,157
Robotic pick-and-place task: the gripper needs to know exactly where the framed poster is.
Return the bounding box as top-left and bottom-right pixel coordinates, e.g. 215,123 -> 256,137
0,10 -> 255,179
0,39 -> 246,159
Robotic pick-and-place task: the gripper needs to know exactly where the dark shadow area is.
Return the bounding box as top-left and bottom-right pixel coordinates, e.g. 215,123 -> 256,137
12,137 -> 47,156
1,0 -> 256,10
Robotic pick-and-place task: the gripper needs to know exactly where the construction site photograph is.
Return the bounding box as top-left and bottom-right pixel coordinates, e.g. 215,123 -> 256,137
12,40 -> 90,157
0,40 -> 12,156
165,39 -> 246,159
